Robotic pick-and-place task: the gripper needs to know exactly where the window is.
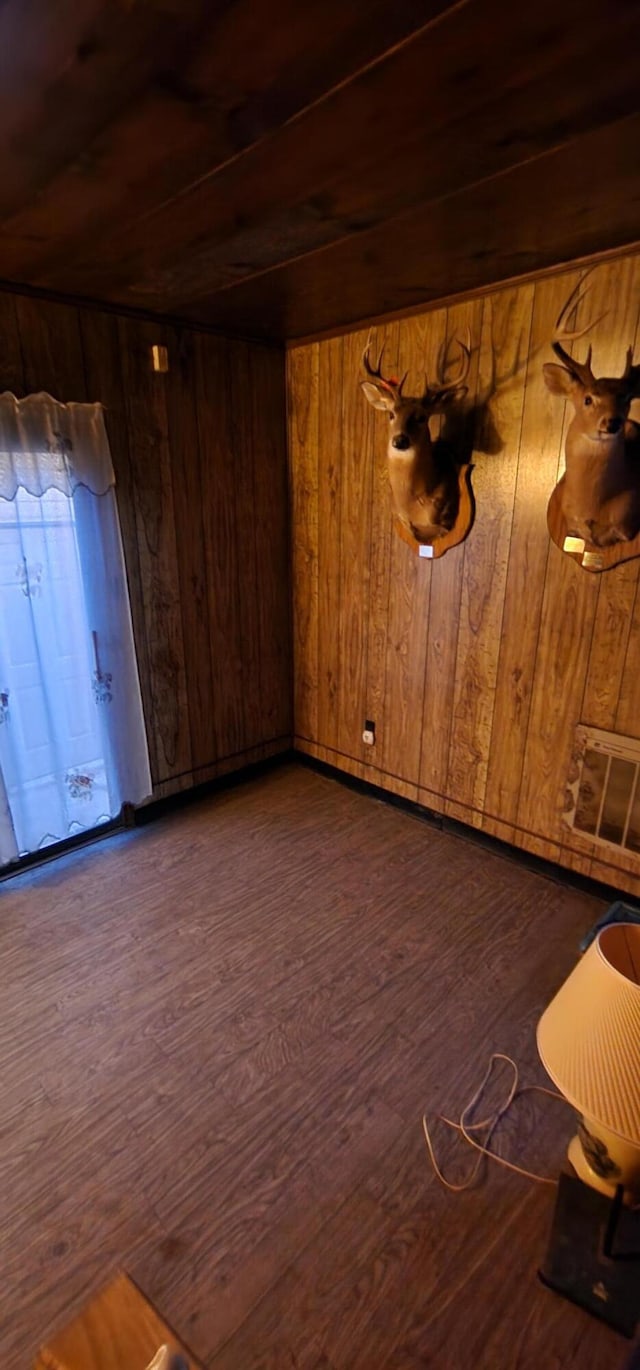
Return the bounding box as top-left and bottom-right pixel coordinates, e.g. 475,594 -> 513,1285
0,391 -> 151,867
0,488 -> 111,854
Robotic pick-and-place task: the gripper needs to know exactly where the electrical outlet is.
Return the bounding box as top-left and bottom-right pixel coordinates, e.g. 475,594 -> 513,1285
363,719 -> 376,746
151,344 -> 169,373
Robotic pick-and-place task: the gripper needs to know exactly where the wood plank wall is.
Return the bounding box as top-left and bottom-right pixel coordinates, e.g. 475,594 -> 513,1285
0,291 -> 291,800
287,250 -> 640,896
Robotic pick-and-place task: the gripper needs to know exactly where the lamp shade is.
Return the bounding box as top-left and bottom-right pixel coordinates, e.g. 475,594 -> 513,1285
537,923 -> 640,1145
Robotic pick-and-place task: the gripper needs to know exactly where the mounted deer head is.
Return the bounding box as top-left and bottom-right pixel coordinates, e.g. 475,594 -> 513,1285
360,329 -> 471,544
543,274 -> 640,549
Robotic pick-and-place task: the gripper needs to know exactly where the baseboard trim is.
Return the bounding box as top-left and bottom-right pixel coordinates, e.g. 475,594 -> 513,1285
5,748 -> 626,906
294,750 -> 630,905
0,814 -> 123,884
1,747 -> 294,883
134,746 -> 295,825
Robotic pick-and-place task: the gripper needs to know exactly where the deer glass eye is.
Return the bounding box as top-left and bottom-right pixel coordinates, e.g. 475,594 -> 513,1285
388,412 -> 394,421
584,395 -> 593,406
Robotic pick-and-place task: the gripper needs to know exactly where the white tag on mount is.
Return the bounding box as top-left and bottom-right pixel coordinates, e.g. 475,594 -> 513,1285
419,544 -> 434,558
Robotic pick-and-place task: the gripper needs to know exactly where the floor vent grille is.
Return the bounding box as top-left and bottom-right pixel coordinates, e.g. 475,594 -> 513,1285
566,726 -> 640,856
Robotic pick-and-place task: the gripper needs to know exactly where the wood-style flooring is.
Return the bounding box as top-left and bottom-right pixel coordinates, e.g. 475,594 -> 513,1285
0,764 -> 631,1369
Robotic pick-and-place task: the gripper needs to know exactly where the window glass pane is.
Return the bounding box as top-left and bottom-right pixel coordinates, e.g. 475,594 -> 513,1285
0,486 -> 109,855
574,748 -> 608,835
625,776 -> 640,854
599,757 -> 636,847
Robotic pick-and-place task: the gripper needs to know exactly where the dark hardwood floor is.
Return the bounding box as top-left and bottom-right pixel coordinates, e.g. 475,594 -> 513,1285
0,764 -> 630,1368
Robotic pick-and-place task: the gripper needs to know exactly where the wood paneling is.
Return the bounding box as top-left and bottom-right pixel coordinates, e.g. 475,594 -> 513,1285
0,763 -> 620,1368
317,338 -> 343,747
446,285 -> 534,821
164,326 -> 216,778
0,292 -> 25,392
1,290 -> 291,800
16,294 -> 86,399
0,1 -> 213,218
119,315 -> 193,784
337,328 -> 374,762
288,247 -> 640,895
482,272 -> 581,841
420,296 -> 483,802
0,1 -> 638,340
287,343 -> 319,742
36,0 -> 640,305
580,258 -> 640,730
0,0 -> 447,269
381,314 -> 443,786
183,113 -> 640,342
250,344 -> 292,742
616,581 -> 640,740
228,339 -> 263,750
364,336 -> 395,766
193,333 -> 246,764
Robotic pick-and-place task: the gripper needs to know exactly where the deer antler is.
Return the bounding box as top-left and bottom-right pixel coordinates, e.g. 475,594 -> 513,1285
425,327 -> 472,401
362,332 -> 407,402
552,271 -> 608,386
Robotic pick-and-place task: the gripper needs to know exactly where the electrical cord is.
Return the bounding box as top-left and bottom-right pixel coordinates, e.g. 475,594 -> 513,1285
422,1052 -> 568,1191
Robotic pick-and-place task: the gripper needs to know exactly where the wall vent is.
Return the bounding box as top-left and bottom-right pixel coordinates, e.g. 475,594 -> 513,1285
566,725 -> 640,856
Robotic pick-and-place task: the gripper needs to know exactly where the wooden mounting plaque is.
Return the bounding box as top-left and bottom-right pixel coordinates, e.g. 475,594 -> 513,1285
35,1272 -> 203,1370
395,463 -> 474,558
547,477 -> 640,573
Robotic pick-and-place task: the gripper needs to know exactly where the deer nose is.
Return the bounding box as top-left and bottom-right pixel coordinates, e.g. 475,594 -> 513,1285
601,417 -> 622,434
391,434 -> 411,450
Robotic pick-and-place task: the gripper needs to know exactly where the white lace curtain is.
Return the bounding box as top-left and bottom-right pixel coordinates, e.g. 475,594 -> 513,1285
0,391 -> 152,865
0,392 -> 114,498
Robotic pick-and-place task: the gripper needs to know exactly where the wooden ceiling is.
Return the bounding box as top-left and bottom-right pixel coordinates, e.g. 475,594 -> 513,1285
1,0 -> 639,342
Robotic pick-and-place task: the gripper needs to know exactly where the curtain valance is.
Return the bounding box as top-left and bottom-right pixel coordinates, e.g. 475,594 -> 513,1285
0,391 -> 113,499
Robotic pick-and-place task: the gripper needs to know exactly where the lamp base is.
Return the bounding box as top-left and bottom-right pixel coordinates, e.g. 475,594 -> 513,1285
568,1134 -> 621,1200
539,1173 -> 640,1337
567,1116 -> 640,1206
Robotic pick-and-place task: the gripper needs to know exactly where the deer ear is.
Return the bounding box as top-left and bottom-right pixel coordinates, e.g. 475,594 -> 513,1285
543,363 -> 577,396
360,380 -> 393,411
437,384 -> 468,408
